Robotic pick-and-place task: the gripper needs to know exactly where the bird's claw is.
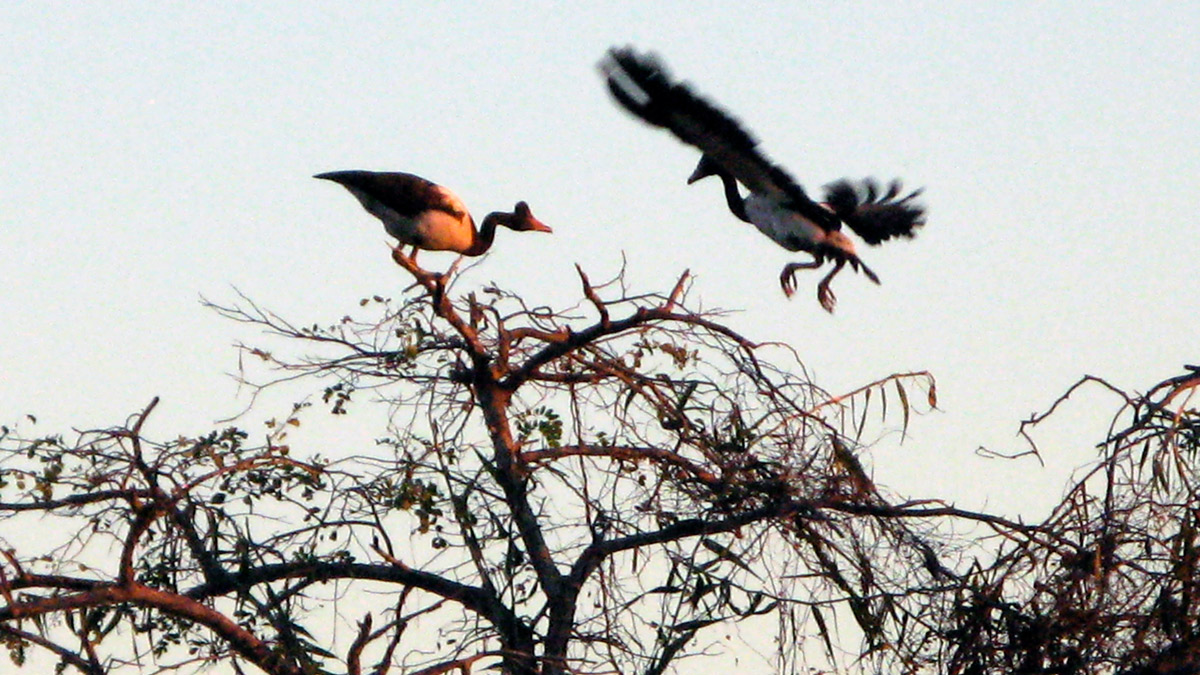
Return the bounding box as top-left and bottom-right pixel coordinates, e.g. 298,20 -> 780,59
817,284 -> 837,313
780,270 -> 797,298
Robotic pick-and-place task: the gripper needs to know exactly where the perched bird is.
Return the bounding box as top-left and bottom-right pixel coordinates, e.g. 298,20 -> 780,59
315,170 -> 552,258
600,47 -> 925,312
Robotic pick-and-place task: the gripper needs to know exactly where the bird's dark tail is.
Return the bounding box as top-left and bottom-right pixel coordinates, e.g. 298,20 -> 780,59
848,255 -> 881,285
824,178 -> 925,246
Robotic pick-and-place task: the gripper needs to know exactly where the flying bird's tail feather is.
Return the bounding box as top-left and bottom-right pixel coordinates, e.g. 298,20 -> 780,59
824,178 -> 926,246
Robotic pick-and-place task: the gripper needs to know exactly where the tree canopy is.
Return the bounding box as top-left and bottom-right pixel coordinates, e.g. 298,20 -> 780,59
1,253 -> 1197,675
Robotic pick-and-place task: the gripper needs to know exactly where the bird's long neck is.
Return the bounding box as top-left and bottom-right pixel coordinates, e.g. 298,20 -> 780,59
716,172 -> 751,223
462,213 -> 500,256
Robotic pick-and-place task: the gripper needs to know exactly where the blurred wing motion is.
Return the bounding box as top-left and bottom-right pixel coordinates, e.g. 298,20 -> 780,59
600,46 -> 925,312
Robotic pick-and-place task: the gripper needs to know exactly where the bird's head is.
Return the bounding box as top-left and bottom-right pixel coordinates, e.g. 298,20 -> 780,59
822,230 -> 880,285
686,155 -> 722,184
506,202 -> 553,234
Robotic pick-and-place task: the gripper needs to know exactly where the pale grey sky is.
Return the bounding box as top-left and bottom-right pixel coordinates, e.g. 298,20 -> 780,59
3,3 -> 1198,517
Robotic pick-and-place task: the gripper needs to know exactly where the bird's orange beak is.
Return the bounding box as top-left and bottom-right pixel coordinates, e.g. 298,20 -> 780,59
513,201 -> 553,234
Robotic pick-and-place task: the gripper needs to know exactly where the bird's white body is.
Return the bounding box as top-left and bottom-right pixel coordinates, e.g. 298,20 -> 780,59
744,194 -> 834,253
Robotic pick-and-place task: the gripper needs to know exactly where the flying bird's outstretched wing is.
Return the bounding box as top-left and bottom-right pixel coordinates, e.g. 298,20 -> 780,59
600,46 -> 835,228
822,178 -> 925,245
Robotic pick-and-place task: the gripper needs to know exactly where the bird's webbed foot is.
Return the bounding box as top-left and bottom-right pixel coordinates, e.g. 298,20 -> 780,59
779,256 -> 823,298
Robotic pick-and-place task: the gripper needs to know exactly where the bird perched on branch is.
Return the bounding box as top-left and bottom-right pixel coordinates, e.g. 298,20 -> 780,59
600,46 -> 925,312
315,170 -> 552,259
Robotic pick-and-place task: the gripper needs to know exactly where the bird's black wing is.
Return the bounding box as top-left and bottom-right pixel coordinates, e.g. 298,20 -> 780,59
822,178 -> 926,245
600,46 -> 834,227
314,171 -> 466,219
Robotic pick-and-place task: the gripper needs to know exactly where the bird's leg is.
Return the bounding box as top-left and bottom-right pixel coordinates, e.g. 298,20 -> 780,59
391,247 -> 446,304
391,245 -> 411,267
816,259 -> 847,313
779,255 -> 823,298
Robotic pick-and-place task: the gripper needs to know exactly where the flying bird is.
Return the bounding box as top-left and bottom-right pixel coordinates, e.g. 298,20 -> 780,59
600,47 -> 925,312
315,170 -> 552,258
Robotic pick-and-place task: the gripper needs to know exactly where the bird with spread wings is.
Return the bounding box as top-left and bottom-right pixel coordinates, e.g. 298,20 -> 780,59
600,46 -> 925,312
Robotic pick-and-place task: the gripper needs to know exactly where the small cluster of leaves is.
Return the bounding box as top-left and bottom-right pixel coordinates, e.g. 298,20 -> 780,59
3,632 -> 25,667
137,609 -> 199,658
322,383 -> 354,415
0,434 -> 70,501
216,461 -> 322,507
189,427 -> 249,461
373,475 -> 443,533
515,407 -> 563,449
627,338 -> 698,372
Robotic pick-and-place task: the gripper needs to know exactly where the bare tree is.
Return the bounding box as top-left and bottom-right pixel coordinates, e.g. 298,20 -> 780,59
938,367 -> 1200,675
2,249 -> 1194,674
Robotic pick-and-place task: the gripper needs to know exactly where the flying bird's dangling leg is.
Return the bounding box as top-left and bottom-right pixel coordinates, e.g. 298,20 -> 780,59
779,255 -> 824,298
815,259 -> 848,313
